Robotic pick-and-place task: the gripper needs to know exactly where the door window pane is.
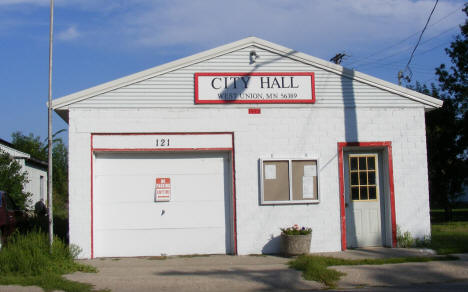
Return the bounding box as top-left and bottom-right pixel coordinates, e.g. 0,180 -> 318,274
367,157 -> 375,170
351,172 -> 359,185
350,157 -> 358,170
360,186 -> 368,200
359,172 -> 367,185
351,187 -> 359,200
359,157 -> 366,170
369,186 -> 377,199
368,171 -> 376,185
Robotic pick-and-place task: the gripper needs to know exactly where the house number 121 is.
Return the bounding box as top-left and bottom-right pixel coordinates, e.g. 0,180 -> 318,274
156,138 -> 170,147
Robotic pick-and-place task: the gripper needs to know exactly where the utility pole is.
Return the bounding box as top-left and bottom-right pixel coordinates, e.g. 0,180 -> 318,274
48,0 -> 54,251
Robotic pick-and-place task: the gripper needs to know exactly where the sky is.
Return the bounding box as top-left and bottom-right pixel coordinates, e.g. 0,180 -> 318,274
0,0 -> 466,143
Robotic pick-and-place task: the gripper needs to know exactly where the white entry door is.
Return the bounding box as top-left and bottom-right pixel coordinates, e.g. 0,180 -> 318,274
93,152 -> 232,257
345,153 -> 383,247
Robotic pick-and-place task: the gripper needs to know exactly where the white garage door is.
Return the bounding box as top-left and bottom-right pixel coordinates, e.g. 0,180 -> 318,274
93,152 -> 232,257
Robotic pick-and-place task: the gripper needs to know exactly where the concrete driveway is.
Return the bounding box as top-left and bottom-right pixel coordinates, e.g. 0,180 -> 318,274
65,255 -> 322,292
63,249 -> 468,292
1,249 -> 467,291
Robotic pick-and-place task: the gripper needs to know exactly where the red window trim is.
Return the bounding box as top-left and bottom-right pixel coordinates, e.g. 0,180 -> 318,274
90,132 -> 237,258
337,141 -> 397,250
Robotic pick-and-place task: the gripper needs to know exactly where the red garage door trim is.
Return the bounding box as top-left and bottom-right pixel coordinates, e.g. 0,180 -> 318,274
337,141 -> 397,250
90,132 -> 237,259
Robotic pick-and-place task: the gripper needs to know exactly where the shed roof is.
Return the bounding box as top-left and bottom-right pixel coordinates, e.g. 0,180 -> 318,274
0,138 -> 48,168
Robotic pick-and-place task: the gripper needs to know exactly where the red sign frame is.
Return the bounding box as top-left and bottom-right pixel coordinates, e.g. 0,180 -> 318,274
194,72 -> 315,104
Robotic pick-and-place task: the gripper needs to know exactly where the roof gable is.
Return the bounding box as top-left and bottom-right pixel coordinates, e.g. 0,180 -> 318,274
51,37 -> 442,117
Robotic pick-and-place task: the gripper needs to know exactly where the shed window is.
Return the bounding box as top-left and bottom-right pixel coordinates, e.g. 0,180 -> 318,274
261,159 -> 319,204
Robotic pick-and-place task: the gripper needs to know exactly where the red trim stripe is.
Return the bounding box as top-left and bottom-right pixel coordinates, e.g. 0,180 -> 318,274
337,141 -> 397,250
231,133 -> 237,255
93,148 -> 233,152
89,132 -> 238,257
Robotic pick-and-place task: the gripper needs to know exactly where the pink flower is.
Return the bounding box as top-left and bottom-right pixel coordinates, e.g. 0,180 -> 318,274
293,224 -> 299,230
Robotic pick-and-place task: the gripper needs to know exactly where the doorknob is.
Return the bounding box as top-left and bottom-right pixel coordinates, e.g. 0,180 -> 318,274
345,203 -> 349,207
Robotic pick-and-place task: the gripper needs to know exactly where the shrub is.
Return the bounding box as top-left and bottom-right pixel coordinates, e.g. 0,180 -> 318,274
0,230 -> 94,276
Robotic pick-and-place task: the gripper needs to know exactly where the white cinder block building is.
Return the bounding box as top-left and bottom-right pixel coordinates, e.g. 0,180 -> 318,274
51,37 -> 442,259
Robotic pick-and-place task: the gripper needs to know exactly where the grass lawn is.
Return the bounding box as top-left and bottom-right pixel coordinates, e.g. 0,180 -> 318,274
289,255 -> 457,288
430,208 -> 468,223
0,231 -> 107,292
431,221 -> 468,254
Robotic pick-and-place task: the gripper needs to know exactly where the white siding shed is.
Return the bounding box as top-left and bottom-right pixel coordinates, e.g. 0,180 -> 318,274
52,37 -> 442,259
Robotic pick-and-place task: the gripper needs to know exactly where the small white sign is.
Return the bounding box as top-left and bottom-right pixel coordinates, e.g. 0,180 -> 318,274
155,178 -> 171,202
304,165 -> 317,177
303,176 -> 315,199
264,164 -> 277,180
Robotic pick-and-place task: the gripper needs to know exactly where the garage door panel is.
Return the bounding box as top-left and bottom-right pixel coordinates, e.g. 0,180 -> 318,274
95,153 -> 226,176
93,151 -> 232,257
95,227 -> 227,257
95,174 -> 227,203
95,201 -> 227,230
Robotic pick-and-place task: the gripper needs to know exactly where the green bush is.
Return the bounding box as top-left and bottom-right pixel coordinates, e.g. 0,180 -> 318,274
0,231 -> 94,276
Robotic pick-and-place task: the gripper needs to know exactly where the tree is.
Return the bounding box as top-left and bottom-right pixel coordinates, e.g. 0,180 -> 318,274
11,132 -> 47,161
10,131 -> 69,218
423,4 -> 468,220
0,151 -> 30,209
52,140 -> 68,218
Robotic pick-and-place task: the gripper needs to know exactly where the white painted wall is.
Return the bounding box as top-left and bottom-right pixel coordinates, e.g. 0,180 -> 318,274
0,144 -> 47,208
24,162 -> 47,208
68,106 -> 431,258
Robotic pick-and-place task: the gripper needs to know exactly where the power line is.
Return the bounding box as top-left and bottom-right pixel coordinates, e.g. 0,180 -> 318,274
404,0 -> 439,77
347,3 -> 462,68
358,36 -> 456,71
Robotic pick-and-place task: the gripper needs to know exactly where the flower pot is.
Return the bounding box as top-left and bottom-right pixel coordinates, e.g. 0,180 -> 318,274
280,233 -> 312,256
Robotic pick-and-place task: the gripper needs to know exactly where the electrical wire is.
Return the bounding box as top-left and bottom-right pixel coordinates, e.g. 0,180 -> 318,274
403,0 -> 439,80
347,3 -> 462,67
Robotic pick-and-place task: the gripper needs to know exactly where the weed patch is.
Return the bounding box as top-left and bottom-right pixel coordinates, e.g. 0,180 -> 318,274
0,231 -> 104,292
289,255 -> 457,288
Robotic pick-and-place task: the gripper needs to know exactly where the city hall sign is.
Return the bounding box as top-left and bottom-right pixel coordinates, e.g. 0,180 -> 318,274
195,72 -> 315,104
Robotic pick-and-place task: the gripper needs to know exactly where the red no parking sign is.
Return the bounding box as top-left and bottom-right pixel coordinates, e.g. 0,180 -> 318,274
155,178 -> 171,202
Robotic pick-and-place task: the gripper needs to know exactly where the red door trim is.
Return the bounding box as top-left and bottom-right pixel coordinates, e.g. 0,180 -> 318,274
90,132 -> 237,258
337,141 -> 397,250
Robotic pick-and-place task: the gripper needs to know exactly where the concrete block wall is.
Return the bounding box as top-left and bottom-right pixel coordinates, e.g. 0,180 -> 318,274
69,105 -> 430,258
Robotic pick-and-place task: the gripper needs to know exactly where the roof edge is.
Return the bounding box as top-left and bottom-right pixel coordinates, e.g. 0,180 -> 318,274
52,36 -> 443,110
52,37 -> 259,109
